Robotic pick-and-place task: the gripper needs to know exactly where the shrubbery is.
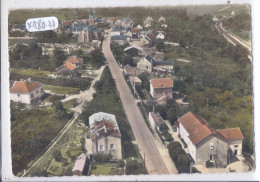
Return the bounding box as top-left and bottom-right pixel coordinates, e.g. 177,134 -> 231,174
94,154 -> 113,163
168,141 -> 190,173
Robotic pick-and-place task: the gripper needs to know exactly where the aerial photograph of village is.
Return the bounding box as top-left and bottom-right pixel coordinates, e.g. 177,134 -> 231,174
8,3 -> 254,177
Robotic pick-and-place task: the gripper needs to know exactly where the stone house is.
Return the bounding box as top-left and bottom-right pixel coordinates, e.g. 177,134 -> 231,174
89,112 -> 122,160
140,36 -> 151,47
131,28 -> 141,39
78,24 -> 101,43
150,78 -> 173,100
137,55 -> 155,72
148,112 -> 164,131
56,62 -> 78,77
124,45 -> 143,57
177,112 -> 244,166
10,79 -> 44,105
63,56 -> 83,70
123,64 -> 142,77
72,153 -> 87,176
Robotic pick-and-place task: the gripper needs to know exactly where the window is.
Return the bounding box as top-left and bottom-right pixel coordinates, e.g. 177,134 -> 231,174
234,150 -> 237,155
99,145 -> 104,151
210,143 -> 214,150
36,90 -> 38,94
210,154 -> 213,160
110,144 -> 115,150
17,94 -> 20,97
234,145 -> 238,148
31,93 -> 34,98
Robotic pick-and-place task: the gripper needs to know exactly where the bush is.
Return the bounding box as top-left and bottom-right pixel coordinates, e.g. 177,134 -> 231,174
205,160 -> 214,168
52,150 -> 62,162
126,159 -> 146,175
168,141 -> 190,173
94,154 -> 113,163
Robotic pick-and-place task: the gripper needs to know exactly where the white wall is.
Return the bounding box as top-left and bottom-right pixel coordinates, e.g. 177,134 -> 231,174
10,86 -> 44,104
179,122 -> 196,162
10,93 -> 31,104
111,31 -> 120,37
150,83 -> 155,98
148,112 -> 156,130
228,140 -> 243,156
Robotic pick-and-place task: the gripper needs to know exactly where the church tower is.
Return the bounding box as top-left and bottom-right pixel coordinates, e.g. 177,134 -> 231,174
89,8 -> 95,24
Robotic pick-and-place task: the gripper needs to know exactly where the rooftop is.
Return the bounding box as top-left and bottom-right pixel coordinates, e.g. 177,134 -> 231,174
72,153 -> 87,172
149,112 -> 164,125
64,62 -> 77,71
217,128 -> 244,141
10,79 -> 42,93
150,78 -> 173,89
64,56 -> 83,64
124,45 -> 143,52
89,112 -> 121,140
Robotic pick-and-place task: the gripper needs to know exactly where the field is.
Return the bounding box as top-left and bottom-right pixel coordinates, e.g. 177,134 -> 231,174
43,85 -> 80,95
11,68 -> 51,78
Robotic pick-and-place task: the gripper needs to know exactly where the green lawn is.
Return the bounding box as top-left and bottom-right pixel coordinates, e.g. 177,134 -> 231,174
11,68 -> 51,78
91,165 -> 115,175
44,85 -> 80,95
63,99 -> 77,112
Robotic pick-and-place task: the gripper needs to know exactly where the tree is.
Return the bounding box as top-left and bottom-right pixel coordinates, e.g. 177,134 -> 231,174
53,101 -> 65,112
155,41 -> 165,52
139,73 -> 150,91
53,48 -> 67,67
90,48 -> 105,67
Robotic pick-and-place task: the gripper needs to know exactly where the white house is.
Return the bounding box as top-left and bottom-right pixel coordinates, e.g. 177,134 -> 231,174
89,112 -> 122,160
137,55 -> 155,72
111,27 -> 121,37
10,79 -> 44,104
136,24 -> 143,30
156,32 -> 165,40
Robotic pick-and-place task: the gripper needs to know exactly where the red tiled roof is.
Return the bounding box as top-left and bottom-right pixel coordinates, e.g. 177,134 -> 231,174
72,153 -> 87,172
131,28 -> 141,33
178,112 -> 213,145
64,62 -> 76,71
64,56 -> 83,64
150,78 -> 173,89
217,128 -> 244,141
90,120 -> 121,140
10,79 -> 42,93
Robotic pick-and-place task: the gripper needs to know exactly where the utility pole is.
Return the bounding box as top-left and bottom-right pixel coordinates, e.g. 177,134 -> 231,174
206,97 -> 209,120
133,70 -> 136,96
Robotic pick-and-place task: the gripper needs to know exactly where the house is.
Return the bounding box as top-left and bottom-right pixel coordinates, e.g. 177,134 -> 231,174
123,64 -> 142,76
148,112 -> 164,131
111,27 -> 121,37
146,33 -> 156,45
124,45 -> 143,57
56,62 -> 78,77
67,23 -> 87,35
131,28 -> 141,39
161,24 -> 168,28
78,24 -> 101,43
72,153 -> 87,176
10,79 -> 44,104
159,16 -> 166,22
137,55 -> 155,72
89,112 -> 122,160
136,24 -> 143,30
153,61 -> 174,75
156,32 -> 165,40
63,56 -> 83,69
150,78 -> 173,100
124,31 -> 132,41
110,35 -> 128,44
140,36 -> 151,47
129,76 -> 142,87
140,30 -> 151,38
177,112 -> 244,166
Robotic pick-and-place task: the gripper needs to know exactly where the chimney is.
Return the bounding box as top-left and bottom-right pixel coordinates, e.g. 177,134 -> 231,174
28,77 -> 32,82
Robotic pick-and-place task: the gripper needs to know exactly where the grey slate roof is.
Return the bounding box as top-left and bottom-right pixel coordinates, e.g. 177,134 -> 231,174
145,55 -> 155,63
111,35 -> 127,41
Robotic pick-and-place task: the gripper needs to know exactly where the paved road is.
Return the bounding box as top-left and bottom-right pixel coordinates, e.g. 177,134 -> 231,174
102,33 -> 169,174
